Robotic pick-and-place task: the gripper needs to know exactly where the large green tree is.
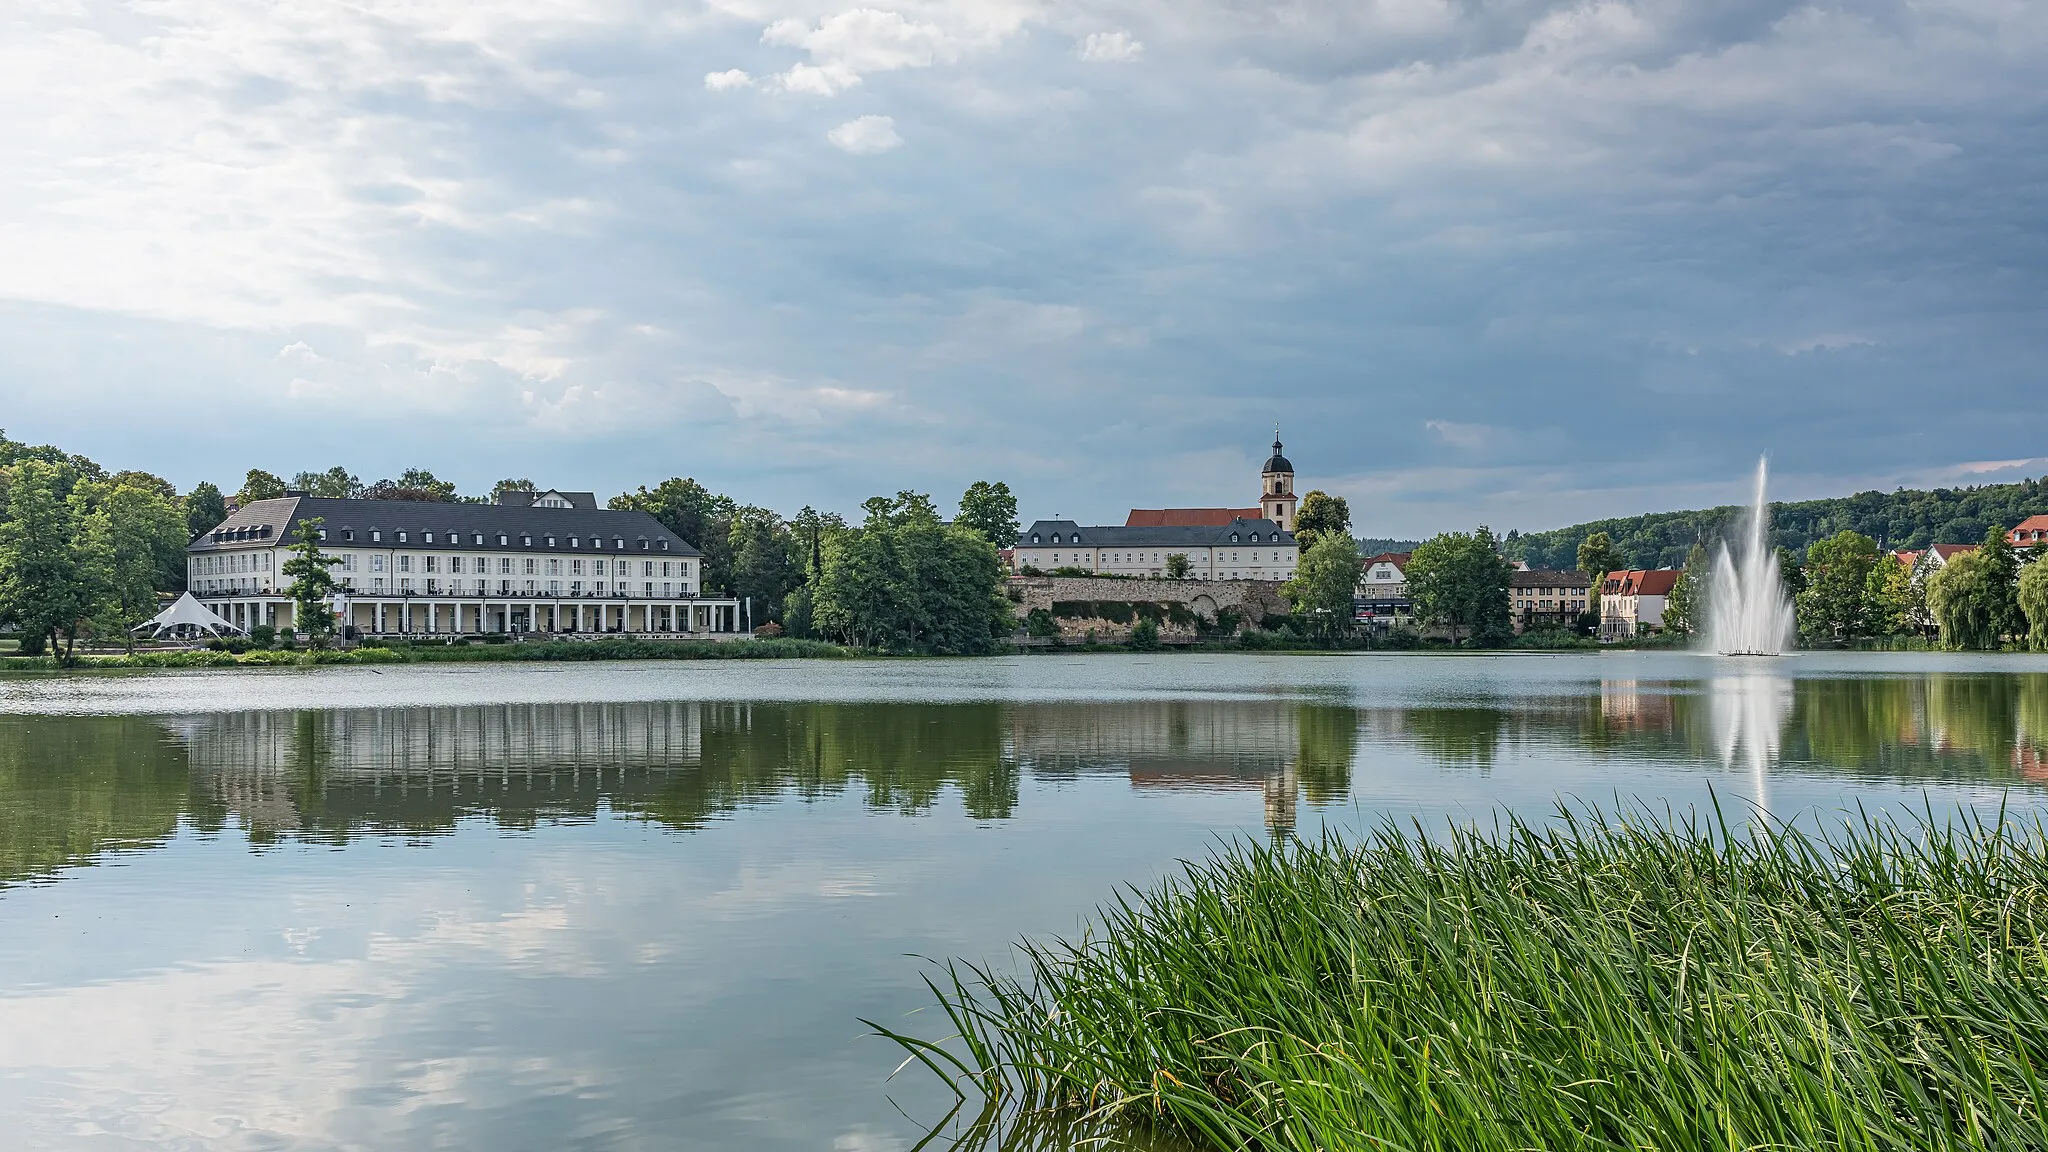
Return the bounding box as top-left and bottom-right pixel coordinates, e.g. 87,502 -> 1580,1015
1663,543 -> 1710,637
81,482 -> 189,651
291,466 -> 363,498
1577,531 -> 1627,618
1863,555 -> 1912,638
2018,559 -> 2048,652
1293,490 -> 1351,548
956,480 -> 1020,546
1797,530 -> 1880,643
1407,527 -> 1515,645
810,492 -> 1010,653
1928,550 -> 2005,650
611,478 -> 738,593
1976,526 -> 2025,643
728,505 -> 804,623
238,469 -> 288,504
364,468 -> 457,502
1282,531 -> 1361,638
184,481 -> 228,539
281,518 -> 342,643
0,460 -> 89,658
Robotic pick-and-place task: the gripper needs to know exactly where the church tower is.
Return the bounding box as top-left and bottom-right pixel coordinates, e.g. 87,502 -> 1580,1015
1260,430 -> 1297,532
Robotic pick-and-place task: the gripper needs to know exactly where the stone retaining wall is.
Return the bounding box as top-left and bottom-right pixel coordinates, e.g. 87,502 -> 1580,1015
1006,576 -> 1290,641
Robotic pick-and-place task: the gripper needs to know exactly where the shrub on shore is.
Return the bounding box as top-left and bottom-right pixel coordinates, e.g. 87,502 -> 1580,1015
880,804 -> 2048,1151
0,636 -> 846,670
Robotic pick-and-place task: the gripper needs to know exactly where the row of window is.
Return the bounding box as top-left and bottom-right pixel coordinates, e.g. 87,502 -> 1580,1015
316,527 -> 673,552
342,578 -> 691,597
196,552 -> 690,580
1029,531 -> 1284,546
194,552 -> 271,575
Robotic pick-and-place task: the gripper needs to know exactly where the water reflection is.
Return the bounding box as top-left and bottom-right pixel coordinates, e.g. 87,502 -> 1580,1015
5,673 -> 2048,895
1710,672 -> 1794,810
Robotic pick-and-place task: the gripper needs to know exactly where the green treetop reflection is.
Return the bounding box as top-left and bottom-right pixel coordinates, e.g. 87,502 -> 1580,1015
3,671 -> 2045,891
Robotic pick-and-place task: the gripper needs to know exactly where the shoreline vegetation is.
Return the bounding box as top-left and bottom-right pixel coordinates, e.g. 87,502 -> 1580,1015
878,804 -> 2048,1152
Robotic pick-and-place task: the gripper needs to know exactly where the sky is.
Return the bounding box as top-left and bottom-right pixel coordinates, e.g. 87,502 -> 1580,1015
2,0 -> 2044,539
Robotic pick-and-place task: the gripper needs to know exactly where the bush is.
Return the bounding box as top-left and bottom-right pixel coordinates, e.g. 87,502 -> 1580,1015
1025,607 -> 1058,639
249,623 -> 276,648
278,627 -> 297,650
1128,617 -> 1160,650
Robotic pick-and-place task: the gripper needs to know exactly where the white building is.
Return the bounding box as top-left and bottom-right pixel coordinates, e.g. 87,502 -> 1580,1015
1011,436 -> 1300,579
188,488 -> 746,637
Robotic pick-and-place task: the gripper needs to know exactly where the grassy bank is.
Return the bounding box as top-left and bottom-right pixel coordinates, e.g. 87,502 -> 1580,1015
880,805 -> 2048,1151
0,636 -> 848,670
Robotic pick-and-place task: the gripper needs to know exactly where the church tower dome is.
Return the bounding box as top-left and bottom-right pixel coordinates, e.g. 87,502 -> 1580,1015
1260,429 -> 1298,532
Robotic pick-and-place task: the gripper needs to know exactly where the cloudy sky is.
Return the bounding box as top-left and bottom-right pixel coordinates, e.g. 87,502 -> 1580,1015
2,0 -> 2043,537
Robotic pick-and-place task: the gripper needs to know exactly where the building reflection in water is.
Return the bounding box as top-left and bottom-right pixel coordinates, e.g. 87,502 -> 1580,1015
156,699 -> 1358,844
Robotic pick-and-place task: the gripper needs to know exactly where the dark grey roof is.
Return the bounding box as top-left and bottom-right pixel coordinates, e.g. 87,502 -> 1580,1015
1018,518 -> 1295,548
1261,435 -> 1292,475
1512,569 -> 1591,589
188,496 -> 702,556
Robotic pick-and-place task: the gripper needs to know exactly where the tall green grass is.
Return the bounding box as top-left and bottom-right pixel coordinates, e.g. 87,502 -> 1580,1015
877,802 -> 2048,1150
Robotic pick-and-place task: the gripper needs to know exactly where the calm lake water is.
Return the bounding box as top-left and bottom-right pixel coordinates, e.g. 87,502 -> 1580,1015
4,652 -> 2048,1151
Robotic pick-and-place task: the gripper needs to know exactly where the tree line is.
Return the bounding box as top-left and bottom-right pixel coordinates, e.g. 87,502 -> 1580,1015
1503,474 -> 2048,571
0,429 -> 1026,657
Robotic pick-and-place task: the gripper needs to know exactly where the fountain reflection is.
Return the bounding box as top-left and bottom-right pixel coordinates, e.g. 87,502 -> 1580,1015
1709,670 -> 1795,809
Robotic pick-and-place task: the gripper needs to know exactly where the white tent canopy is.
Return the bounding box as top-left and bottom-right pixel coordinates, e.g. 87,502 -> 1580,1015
132,592 -> 244,638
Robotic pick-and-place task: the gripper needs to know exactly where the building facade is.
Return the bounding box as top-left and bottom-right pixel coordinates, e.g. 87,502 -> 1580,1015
1511,569 -> 1591,633
1012,518 -> 1297,580
1015,437 -> 1301,578
1353,552 -> 1412,629
1598,569 -> 1679,642
188,489 -> 746,637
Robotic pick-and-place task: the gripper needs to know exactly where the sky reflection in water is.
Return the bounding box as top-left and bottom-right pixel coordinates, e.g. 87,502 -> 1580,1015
1,653 -> 2045,1151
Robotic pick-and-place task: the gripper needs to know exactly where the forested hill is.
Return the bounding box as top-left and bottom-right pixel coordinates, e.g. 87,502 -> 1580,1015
1502,475 -> 2048,571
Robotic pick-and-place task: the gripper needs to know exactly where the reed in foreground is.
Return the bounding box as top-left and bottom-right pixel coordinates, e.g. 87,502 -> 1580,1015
875,803 -> 2048,1151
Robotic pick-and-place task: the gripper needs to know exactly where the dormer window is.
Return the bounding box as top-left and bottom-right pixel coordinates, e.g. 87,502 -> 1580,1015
1231,533 -> 1240,542
639,538 -> 649,550
614,538 -> 624,550
343,530 -> 354,541
397,531 -> 408,543
546,536 -> 556,547
371,530 -> 382,543
660,541 -> 669,551
498,534 -> 508,546
423,532 -> 434,544
1031,534 -> 1040,544
522,535 -> 532,546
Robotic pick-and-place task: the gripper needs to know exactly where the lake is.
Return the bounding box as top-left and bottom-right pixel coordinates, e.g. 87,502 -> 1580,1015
3,652 -> 2047,1151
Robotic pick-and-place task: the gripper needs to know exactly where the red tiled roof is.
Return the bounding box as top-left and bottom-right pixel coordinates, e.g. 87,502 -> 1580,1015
2007,515 -> 2048,545
1125,507 -> 1263,527
1892,550 -> 1922,569
1603,569 -> 1680,596
1930,543 -> 1980,560
1362,551 -> 1411,569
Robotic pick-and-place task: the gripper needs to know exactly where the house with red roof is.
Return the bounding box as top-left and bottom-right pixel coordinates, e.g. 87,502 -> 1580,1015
1599,569 -> 1680,642
2008,515 -> 2048,547
1354,551 -> 1413,629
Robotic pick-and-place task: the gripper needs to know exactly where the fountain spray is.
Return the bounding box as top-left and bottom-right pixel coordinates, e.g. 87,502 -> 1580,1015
1707,456 -> 1797,656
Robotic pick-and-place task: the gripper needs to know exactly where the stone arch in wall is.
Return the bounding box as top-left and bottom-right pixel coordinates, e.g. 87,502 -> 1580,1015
1190,594 -> 1219,621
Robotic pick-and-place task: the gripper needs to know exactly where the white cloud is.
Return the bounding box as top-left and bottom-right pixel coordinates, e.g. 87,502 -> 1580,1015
1077,30 -> 1143,63
827,114 -> 902,154
704,68 -> 753,90
1425,420 -> 1494,450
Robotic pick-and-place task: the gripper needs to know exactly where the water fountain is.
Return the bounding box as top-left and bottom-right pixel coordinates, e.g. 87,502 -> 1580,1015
1707,456 -> 1797,656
